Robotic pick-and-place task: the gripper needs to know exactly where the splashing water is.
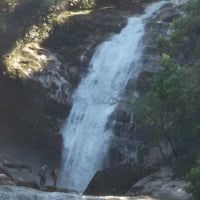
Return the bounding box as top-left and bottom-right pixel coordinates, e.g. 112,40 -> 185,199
59,1 -> 168,192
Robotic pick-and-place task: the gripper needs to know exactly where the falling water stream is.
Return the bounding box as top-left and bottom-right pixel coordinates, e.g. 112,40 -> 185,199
59,1 -> 168,192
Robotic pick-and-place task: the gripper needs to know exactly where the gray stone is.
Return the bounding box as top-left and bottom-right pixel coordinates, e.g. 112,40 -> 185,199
127,168 -> 192,200
153,180 -> 192,200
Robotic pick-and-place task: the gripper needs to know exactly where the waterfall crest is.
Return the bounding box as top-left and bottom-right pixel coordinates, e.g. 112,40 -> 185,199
59,1 -> 168,192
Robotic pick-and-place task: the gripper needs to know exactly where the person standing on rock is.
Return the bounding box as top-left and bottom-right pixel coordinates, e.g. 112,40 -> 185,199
38,164 -> 48,187
51,168 -> 58,187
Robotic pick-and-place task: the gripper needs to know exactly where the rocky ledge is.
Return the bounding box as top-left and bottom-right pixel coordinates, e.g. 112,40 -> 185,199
127,167 -> 192,200
86,166 -> 192,200
0,155 -> 158,200
0,185 -> 159,200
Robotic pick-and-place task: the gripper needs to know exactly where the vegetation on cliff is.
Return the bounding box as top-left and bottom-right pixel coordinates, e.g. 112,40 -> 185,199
133,0 -> 200,198
1,0 -> 145,79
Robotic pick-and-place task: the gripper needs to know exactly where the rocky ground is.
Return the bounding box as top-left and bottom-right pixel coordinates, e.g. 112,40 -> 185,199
0,153 -> 52,187
0,185 -> 158,200
0,156 -> 192,200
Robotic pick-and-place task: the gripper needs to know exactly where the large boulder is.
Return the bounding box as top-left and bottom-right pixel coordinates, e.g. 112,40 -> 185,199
84,163 -> 145,195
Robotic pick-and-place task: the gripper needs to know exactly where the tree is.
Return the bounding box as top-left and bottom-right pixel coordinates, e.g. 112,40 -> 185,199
134,54 -> 200,161
186,158 -> 200,200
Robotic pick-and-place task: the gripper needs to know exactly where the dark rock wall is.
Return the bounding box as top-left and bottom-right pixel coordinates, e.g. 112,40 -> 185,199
0,0 -> 146,171
85,163 -> 145,195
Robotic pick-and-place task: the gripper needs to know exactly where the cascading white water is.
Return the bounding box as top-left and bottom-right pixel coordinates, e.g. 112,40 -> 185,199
59,1 -> 168,192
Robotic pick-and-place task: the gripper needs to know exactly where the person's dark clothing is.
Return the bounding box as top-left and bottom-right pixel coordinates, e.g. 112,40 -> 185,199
51,168 -> 58,187
39,175 -> 46,186
38,165 -> 47,187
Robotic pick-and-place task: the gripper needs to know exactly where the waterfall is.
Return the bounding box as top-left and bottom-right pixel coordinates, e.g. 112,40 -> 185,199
59,1 -> 168,192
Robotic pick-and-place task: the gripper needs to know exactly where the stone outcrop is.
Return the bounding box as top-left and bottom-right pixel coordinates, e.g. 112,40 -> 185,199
127,167 -> 192,200
5,42 -> 72,104
0,154 -> 77,193
85,163 -> 146,195
0,154 -> 32,173
0,154 -> 35,186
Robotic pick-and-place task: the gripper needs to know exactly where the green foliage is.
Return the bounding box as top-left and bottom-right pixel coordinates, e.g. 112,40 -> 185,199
170,17 -> 189,45
155,0 -> 200,59
186,0 -> 200,16
186,158 -> 200,200
170,0 -> 200,55
156,34 -> 170,54
0,0 -> 18,11
68,0 -> 96,10
133,1 -> 200,180
134,53 -> 200,161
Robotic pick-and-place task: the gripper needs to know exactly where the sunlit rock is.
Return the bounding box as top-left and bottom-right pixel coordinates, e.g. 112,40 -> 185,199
127,168 -> 192,200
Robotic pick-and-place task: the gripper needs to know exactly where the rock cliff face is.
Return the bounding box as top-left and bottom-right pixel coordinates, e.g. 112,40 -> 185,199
86,1 -> 190,196
0,0 -> 146,182
127,167 -> 192,200
106,0 -> 186,169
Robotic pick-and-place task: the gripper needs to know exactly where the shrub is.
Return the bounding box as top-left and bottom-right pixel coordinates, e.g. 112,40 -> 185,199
68,0 -> 96,10
186,158 -> 200,200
